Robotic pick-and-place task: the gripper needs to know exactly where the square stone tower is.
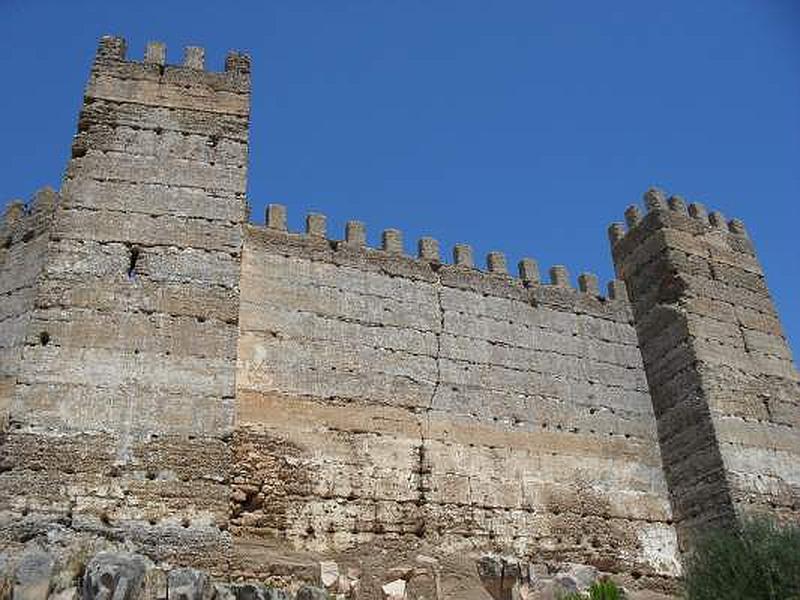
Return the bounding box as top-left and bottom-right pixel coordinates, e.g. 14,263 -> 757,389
610,189 -> 800,547
1,36 -> 251,568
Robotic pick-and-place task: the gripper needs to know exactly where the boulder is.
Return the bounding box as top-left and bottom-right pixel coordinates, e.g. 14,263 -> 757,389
168,568 -> 215,600
526,580 -> 571,600
295,585 -> 328,600
381,579 -> 406,600
83,552 -> 147,600
143,568 -> 167,600
476,555 -> 519,600
213,583 -> 237,600
14,550 -> 54,600
230,584 -> 268,600
230,583 -> 289,600
319,561 -> 339,590
476,556 -> 503,582
555,564 -> 598,593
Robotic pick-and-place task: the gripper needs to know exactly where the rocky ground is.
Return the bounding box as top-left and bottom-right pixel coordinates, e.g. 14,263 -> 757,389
0,529 -> 676,600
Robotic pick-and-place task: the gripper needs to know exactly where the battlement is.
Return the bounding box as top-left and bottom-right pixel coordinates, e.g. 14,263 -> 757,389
94,34 -> 251,78
257,202 -> 631,307
84,36 -> 251,121
608,187 -> 754,263
0,188 -> 58,250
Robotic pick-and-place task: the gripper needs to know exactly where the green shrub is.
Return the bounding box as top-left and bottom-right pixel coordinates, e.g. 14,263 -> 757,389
560,579 -> 625,600
588,579 -> 624,600
684,517 -> 800,600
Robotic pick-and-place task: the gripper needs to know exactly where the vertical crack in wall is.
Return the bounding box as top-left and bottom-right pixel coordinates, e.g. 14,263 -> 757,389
413,418 -> 429,537
429,269 -> 444,410
413,268 -> 444,534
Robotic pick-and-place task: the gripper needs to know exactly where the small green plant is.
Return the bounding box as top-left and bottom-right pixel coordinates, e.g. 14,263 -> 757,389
588,579 -> 624,600
560,578 -> 624,600
683,517 -> 800,600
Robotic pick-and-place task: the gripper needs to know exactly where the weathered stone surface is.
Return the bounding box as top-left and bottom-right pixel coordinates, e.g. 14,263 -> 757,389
296,585 -> 329,600
83,552 -> 148,599
225,583 -> 289,600
319,561 -> 339,590
381,579 -> 406,600
0,35 -> 249,564
167,568 -> 215,600
234,236 -> 679,581
13,549 -> 54,600
612,188 -> 800,548
2,35 -> 799,600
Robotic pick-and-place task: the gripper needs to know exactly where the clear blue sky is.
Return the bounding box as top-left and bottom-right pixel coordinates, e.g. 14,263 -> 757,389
2,0 -> 798,360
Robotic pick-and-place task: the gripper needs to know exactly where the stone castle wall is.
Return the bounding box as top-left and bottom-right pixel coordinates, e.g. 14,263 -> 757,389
233,215 -> 679,588
0,35 -> 798,599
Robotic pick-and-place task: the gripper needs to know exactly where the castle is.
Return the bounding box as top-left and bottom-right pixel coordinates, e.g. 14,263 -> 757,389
0,36 -> 798,599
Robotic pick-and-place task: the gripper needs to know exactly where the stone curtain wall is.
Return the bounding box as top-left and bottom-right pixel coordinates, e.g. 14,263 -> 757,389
234,211 -> 681,592
0,189 -> 58,426
610,189 -> 800,546
0,37 -> 250,570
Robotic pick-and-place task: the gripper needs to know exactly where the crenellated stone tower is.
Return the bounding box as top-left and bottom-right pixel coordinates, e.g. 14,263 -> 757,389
609,190 -> 800,547
1,36 -> 251,568
0,35 -> 798,598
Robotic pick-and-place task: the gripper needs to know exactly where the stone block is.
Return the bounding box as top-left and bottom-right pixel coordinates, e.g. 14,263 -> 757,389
13,549 -> 53,600
167,567 -> 215,599
83,552 -> 148,600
